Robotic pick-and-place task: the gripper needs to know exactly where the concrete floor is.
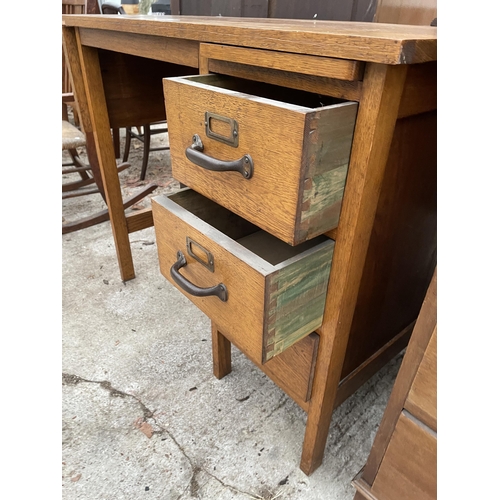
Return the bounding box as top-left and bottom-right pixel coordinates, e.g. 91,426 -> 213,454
62,133 -> 403,500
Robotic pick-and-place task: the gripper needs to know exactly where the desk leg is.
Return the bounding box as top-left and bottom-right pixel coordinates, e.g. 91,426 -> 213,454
63,27 -> 136,281
211,322 -> 232,379
300,63 -> 408,475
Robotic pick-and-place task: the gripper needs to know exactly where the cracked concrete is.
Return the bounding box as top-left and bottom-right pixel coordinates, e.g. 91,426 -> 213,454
62,132 -> 403,499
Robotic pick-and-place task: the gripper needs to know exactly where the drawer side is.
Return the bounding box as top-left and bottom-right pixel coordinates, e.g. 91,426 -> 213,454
296,102 -> 358,242
264,240 -> 335,362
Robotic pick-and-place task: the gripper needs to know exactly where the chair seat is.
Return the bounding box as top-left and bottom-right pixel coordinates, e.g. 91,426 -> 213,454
62,120 -> 86,150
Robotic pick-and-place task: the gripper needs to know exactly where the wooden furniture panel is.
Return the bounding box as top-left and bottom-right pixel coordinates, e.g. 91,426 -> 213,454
261,332 -> 319,406
370,411 -> 437,500
152,189 -> 334,364
206,59 -> 362,102
398,62 -> 437,118
62,16 -> 437,65
340,109 -> 436,380
97,50 -> 196,130
79,28 -> 200,67
199,43 -> 364,81
213,325 -> 320,411
352,269 -> 437,499
405,328 -> 437,431
164,73 -> 357,244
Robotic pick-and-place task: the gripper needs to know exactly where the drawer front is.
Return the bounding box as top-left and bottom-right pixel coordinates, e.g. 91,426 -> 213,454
371,411 -> 437,500
152,189 -> 334,364
405,327 -> 437,431
163,74 -> 358,245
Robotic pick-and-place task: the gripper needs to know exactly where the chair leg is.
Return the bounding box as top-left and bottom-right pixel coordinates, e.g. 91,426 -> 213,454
123,127 -> 131,162
112,128 -> 121,159
67,149 -> 91,181
63,162 -> 129,193
62,182 -> 157,234
140,124 -> 151,181
62,101 -> 69,121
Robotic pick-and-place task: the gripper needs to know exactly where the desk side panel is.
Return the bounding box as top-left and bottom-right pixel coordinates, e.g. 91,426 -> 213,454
342,110 -> 437,378
79,28 -> 199,68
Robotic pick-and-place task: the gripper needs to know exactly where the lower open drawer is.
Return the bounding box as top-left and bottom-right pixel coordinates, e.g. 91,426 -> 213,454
152,189 -> 335,364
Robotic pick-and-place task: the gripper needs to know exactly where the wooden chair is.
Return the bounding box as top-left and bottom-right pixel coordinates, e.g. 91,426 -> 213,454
62,117 -> 93,192
62,1 -> 158,234
62,118 -> 156,234
62,1 -> 86,124
63,0 -> 122,157
100,2 -> 126,14
123,122 -> 170,180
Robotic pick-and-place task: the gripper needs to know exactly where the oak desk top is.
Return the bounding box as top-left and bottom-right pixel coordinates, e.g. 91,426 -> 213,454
62,15 -> 436,65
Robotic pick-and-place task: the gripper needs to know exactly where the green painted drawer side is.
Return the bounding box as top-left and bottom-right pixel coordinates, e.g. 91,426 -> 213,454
264,241 -> 334,362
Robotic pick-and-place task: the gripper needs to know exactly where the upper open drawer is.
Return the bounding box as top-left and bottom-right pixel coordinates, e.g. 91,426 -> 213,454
163,74 -> 358,245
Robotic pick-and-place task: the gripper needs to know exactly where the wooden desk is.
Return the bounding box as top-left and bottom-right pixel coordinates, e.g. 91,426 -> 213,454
62,15 -> 437,474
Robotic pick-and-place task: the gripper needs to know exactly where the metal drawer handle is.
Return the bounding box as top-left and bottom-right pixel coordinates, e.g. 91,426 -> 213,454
185,134 -> 253,179
170,251 -> 228,302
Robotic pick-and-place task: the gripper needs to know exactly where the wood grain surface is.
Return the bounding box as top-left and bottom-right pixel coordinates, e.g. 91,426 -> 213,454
405,327 -> 437,431
213,323 -> 320,411
207,59 -> 362,101
80,28 -> 200,68
359,268 -> 437,485
340,110 -> 436,379
164,74 -> 357,244
200,43 -> 364,80
300,63 -> 409,475
62,15 -> 437,65
71,28 -> 136,280
152,190 -> 334,364
97,51 -> 195,129
370,411 -> 436,500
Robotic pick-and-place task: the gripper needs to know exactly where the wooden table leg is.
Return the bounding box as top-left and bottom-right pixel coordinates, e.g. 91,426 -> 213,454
300,63 -> 409,475
63,26 -> 136,281
211,322 -> 232,379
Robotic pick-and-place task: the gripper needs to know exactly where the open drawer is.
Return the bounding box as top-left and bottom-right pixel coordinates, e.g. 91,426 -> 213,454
163,74 -> 358,245
152,189 -> 335,364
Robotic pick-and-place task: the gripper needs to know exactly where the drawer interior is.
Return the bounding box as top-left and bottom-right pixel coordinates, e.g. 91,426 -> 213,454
168,189 -> 329,266
237,231 -> 322,266
181,74 -> 347,110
